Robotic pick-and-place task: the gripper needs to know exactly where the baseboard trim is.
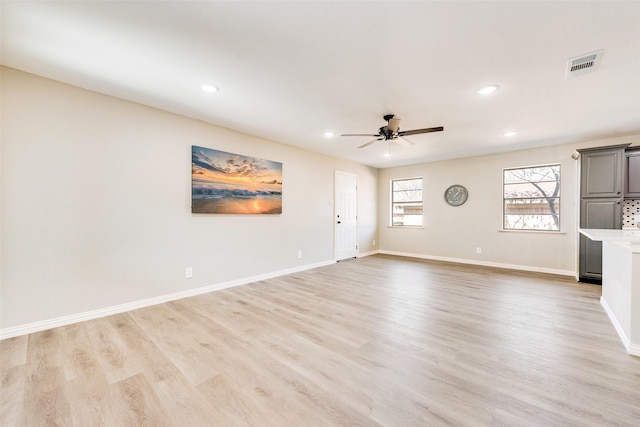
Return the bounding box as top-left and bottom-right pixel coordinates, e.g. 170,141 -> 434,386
600,297 -> 638,357
357,250 -> 380,258
0,259 -> 335,340
378,250 -> 576,277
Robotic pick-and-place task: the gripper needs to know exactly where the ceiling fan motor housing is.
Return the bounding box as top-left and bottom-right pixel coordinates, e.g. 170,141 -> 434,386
379,126 -> 391,139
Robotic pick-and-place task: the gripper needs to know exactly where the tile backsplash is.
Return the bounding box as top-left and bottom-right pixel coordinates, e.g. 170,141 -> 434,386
623,199 -> 640,229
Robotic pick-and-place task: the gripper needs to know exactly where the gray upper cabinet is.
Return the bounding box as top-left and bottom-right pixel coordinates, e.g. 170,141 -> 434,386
580,146 -> 625,198
626,150 -> 640,198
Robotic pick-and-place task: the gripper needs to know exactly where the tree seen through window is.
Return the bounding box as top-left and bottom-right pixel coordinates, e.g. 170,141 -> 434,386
503,165 -> 560,231
391,177 -> 423,226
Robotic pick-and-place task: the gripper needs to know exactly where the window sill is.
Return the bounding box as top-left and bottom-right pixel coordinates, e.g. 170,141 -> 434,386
499,229 -> 567,235
388,225 -> 425,229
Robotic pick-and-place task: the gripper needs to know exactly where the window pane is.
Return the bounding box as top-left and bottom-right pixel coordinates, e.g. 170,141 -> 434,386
393,190 -> 422,202
504,165 -> 560,184
393,204 -> 423,215
504,181 -> 560,198
504,214 -> 559,230
504,198 -> 559,215
393,214 -> 423,226
393,178 -> 422,192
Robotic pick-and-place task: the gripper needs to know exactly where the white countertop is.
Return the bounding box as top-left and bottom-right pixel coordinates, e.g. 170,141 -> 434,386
580,228 -> 640,243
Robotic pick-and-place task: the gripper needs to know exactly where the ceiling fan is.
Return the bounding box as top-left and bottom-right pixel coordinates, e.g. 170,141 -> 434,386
341,114 -> 444,148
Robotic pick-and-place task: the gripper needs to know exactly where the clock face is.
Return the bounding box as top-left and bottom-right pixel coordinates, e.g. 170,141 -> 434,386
445,185 -> 468,206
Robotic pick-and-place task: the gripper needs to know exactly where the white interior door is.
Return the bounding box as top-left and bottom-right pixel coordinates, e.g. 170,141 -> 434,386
335,171 -> 358,261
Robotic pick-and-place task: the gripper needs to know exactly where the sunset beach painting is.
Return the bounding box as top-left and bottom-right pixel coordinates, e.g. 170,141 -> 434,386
192,145 -> 282,214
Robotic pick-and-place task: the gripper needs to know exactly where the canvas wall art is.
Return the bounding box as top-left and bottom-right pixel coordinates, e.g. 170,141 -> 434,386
192,145 -> 282,214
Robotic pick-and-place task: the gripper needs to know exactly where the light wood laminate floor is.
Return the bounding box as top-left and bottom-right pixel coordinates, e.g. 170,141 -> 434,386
2,255 -> 639,426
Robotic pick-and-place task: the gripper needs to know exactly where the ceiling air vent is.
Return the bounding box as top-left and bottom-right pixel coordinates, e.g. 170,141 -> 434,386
566,50 -> 604,78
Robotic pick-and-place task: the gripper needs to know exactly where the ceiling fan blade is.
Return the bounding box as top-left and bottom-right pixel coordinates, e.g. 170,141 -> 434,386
341,133 -> 380,137
358,138 -> 383,148
387,117 -> 401,133
395,137 -> 415,147
399,126 -> 444,136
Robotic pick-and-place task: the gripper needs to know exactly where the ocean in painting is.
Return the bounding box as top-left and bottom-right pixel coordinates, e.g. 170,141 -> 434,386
191,182 -> 282,214
192,146 -> 282,214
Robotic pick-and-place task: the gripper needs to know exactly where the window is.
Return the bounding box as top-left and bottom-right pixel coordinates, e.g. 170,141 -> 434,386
503,164 -> 560,231
391,177 -> 423,226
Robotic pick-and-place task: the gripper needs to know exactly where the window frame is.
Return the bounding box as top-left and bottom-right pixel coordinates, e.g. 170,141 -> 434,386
502,163 -> 561,232
390,176 -> 424,228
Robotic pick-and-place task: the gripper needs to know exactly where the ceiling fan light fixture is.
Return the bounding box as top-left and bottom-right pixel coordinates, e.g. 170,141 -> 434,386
201,84 -> 219,93
476,85 -> 499,95
323,131 -> 334,138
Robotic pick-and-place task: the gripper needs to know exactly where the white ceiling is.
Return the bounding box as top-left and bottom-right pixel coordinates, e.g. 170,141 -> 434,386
2,1 -> 640,168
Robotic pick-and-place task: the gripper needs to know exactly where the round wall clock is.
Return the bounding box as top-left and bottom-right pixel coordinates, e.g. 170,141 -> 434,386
445,185 -> 468,206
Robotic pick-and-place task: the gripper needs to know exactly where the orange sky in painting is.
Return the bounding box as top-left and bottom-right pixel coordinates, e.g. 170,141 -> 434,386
192,146 -> 282,193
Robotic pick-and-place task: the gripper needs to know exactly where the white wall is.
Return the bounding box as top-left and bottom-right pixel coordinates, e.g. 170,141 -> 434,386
0,67 -> 378,331
379,135 -> 640,275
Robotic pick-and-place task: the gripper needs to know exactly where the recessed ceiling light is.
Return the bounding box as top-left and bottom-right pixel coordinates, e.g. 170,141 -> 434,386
476,85 -> 499,95
324,131 -> 334,138
384,152 -> 391,158
503,131 -> 518,137
201,84 -> 218,93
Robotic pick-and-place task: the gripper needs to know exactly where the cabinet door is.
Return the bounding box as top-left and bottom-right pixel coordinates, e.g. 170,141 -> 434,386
626,152 -> 640,197
579,198 -> 623,280
580,198 -> 623,228
580,148 -> 624,198
580,234 -> 603,280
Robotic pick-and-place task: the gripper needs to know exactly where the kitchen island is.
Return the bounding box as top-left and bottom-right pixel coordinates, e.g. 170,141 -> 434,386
579,228 -> 640,357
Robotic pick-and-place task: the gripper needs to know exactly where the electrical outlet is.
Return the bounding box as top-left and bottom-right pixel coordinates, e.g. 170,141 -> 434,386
372,239 -> 376,246
476,247 -> 482,254
297,250 -> 302,259
185,267 -> 193,278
